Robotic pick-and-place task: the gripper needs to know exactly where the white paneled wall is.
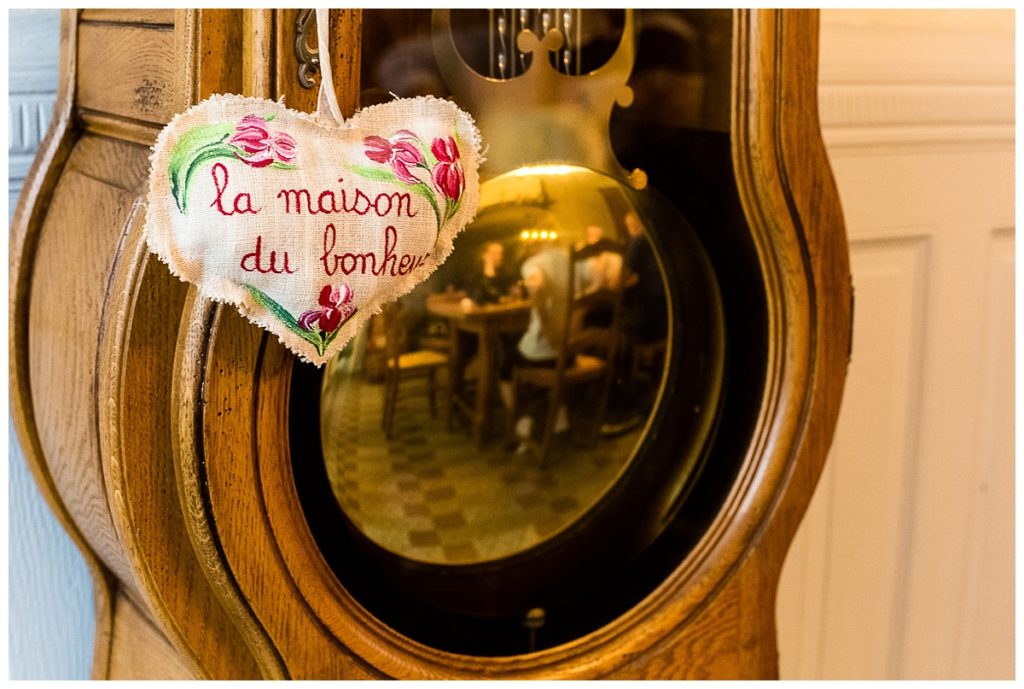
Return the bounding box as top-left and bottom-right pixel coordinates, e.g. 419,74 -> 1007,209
777,10 -> 1014,679
9,9 -> 95,680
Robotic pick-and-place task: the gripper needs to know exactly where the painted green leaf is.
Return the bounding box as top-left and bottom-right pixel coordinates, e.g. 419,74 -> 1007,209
243,284 -> 325,353
322,310 -> 357,350
446,196 -> 463,221
348,163 -> 401,184
175,143 -> 240,213
408,182 -> 442,235
422,142 -> 438,168
168,123 -> 235,210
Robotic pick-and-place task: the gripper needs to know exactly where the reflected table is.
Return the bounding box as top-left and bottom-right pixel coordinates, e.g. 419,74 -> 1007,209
426,294 -> 530,446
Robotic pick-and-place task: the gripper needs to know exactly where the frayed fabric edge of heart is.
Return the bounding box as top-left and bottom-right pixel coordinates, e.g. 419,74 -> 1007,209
142,93 -> 484,367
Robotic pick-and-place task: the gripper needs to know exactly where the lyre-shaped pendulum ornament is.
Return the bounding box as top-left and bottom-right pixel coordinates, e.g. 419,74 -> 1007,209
431,8 -> 646,189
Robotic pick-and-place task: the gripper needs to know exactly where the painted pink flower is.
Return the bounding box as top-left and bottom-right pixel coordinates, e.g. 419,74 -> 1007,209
229,115 -> 270,152
364,131 -> 424,184
430,136 -> 464,202
229,115 -> 297,168
268,131 -> 297,163
299,284 -> 356,334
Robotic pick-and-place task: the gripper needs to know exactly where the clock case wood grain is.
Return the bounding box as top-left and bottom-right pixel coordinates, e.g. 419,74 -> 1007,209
10,9 -> 850,679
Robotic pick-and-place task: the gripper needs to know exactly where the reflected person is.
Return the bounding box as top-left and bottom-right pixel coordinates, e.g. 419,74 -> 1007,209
601,211 -> 668,436
461,240 -> 515,307
498,234 -> 570,449
452,241 -> 517,392
623,211 -> 667,342
574,224 -> 623,294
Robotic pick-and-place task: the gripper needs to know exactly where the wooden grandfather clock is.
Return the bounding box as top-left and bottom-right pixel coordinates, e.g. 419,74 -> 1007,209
11,8 -> 850,680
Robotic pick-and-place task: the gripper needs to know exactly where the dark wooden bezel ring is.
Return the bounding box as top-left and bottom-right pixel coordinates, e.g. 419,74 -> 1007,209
170,9 -> 850,679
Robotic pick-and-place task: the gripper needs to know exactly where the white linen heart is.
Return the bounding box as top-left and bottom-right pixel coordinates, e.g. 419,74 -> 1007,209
144,93 -> 482,365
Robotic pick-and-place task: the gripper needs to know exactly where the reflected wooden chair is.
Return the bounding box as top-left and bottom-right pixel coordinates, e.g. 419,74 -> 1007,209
380,300 -> 451,438
630,337 -> 667,379
361,313 -> 389,381
509,243 -> 625,467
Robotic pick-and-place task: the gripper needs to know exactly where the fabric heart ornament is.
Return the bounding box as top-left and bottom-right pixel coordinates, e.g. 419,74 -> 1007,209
144,93 -> 482,365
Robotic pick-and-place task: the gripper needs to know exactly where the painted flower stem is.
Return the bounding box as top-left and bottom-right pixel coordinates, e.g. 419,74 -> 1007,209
245,283 -> 356,358
168,114 -> 298,215
176,142 -> 236,212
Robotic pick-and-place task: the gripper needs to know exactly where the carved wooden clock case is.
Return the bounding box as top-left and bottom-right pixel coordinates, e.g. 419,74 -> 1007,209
11,9 -> 850,680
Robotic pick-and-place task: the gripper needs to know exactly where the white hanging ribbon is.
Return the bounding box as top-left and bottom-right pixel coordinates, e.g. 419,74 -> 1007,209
315,8 -> 344,126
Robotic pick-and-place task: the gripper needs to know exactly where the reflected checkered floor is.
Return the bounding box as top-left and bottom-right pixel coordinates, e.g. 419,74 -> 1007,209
321,369 -> 643,564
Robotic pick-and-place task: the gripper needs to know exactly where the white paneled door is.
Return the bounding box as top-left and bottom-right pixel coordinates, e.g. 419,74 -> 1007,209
776,10 -> 1014,679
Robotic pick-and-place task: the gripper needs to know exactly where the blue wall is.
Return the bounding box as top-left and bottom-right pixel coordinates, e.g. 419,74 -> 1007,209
9,9 -> 94,680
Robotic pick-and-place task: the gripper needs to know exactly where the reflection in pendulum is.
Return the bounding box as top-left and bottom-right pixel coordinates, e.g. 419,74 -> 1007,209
562,9 -> 571,73
482,8 -> 602,79
518,8 -> 529,73
576,8 -> 582,75
497,11 -> 507,79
